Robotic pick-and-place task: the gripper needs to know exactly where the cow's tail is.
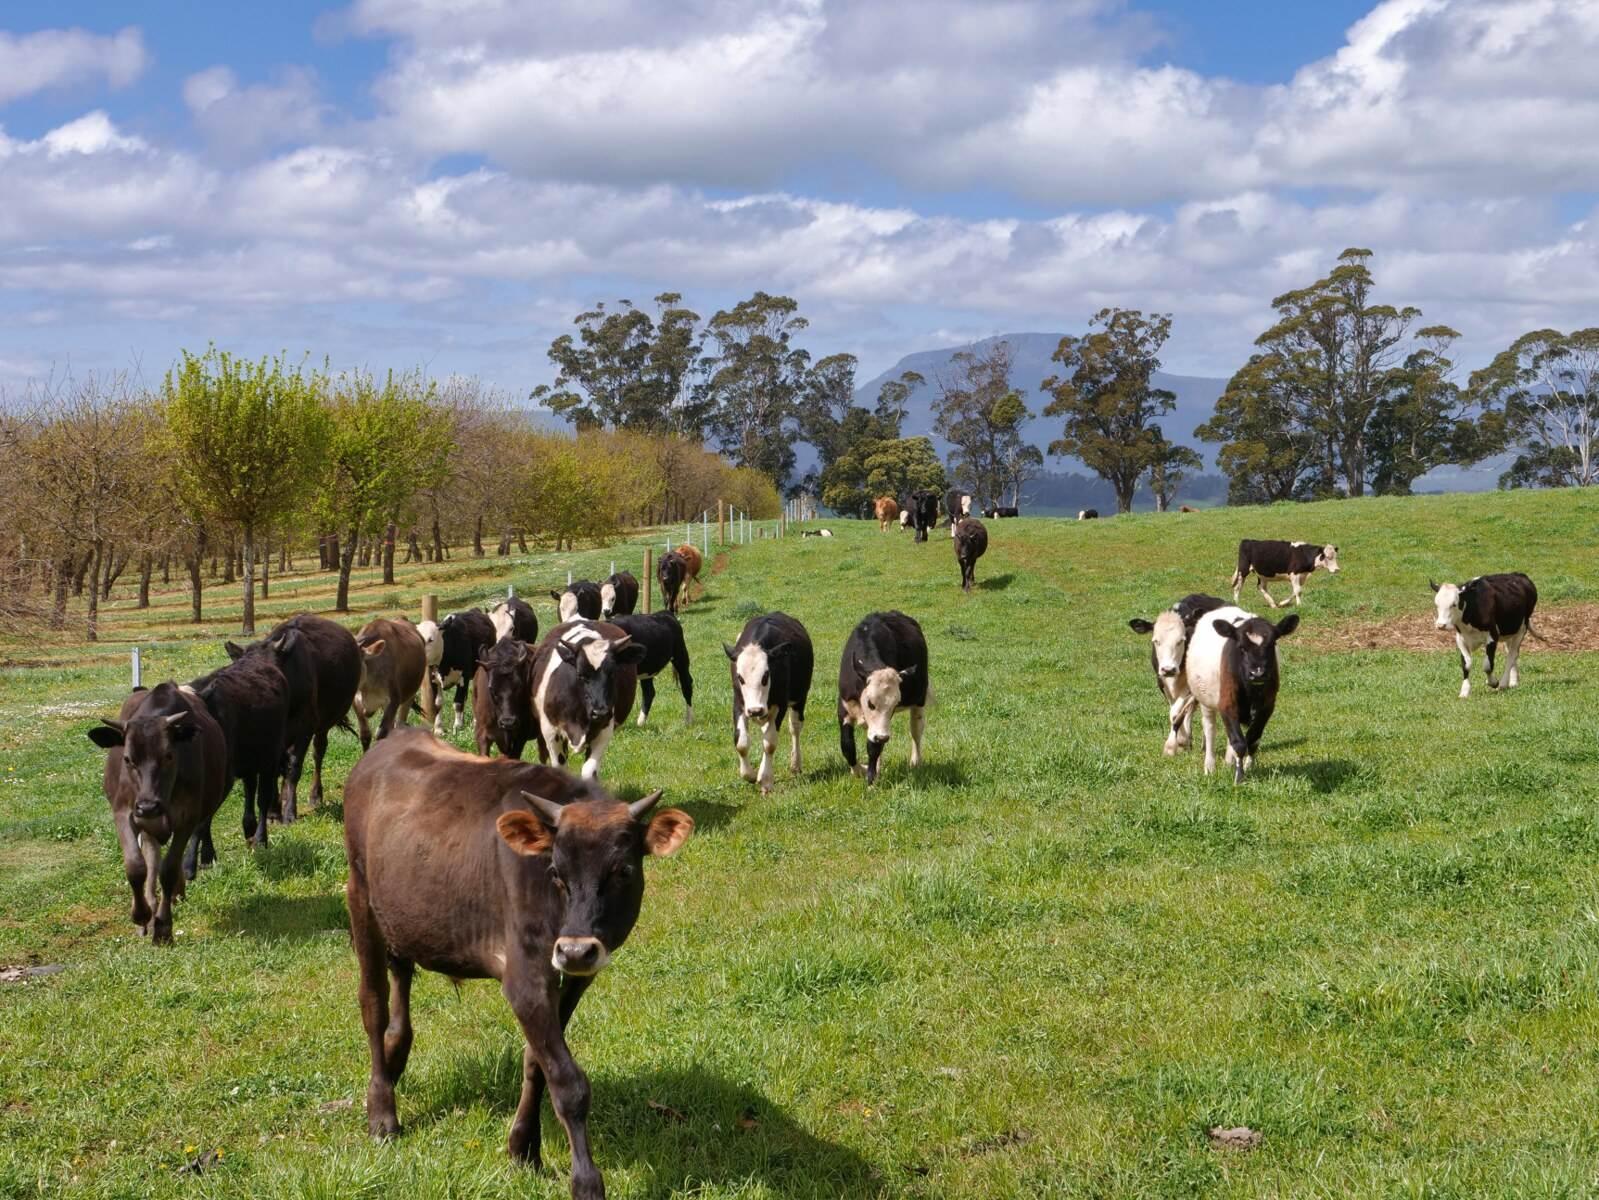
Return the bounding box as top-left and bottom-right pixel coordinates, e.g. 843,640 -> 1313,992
1526,619 -> 1547,643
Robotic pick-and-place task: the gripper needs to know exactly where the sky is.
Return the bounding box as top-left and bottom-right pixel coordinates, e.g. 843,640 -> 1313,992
2,0 -> 1597,400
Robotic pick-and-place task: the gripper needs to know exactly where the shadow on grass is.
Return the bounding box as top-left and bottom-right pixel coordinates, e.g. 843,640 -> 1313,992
253,839 -> 328,881
977,573 -> 1015,591
212,892 -> 348,940
667,799 -> 740,834
1268,758 -> 1360,793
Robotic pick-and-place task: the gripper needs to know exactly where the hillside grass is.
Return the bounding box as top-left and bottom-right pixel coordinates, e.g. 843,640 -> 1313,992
2,488 -> 1598,1199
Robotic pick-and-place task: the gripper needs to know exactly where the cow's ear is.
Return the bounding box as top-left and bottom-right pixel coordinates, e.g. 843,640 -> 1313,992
613,640 -> 647,666
853,655 -> 869,678
1212,619 -> 1239,640
496,811 -> 553,857
768,642 -> 790,660
165,712 -> 198,741
897,664 -> 918,682
1273,614 -> 1300,639
644,808 -> 694,858
1128,618 -> 1154,634
549,590 -> 562,603
1428,579 -> 1440,594
555,641 -> 579,666
87,719 -> 125,749
361,638 -> 387,657
224,641 -> 245,660
271,629 -> 300,655
723,641 -> 738,661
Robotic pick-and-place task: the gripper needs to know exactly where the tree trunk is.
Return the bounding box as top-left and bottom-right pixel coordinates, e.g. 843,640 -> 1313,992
223,540 -> 235,585
279,541 -> 289,573
241,522 -> 257,635
405,528 -> 423,564
517,530 -> 528,553
261,534 -> 270,601
1116,481 -> 1136,514
497,529 -> 512,556
73,552 -> 90,596
432,517 -> 444,563
102,546 -> 128,598
336,526 -> 359,612
383,522 -> 397,585
86,540 -> 103,643
138,554 -> 152,609
187,553 -> 203,623
474,515 -> 485,558
161,553 -> 170,585
51,554 -> 71,630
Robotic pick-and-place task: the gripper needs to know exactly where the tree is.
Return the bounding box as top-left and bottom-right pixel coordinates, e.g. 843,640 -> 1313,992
934,341 -> 1035,506
1196,352 -> 1324,504
863,437 -> 948,503
1469,328 -> 1598,489
164,348 -> 327,634
1366,326 -> 1497,495
873,369 -> 925,438
701,291 -> 810,489
1043,310 -> 1175,513
1146,430 -> 1204,512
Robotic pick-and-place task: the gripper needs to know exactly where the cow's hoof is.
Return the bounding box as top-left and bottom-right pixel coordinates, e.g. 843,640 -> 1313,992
851,764 -> 866,779
759,782 -> 773,797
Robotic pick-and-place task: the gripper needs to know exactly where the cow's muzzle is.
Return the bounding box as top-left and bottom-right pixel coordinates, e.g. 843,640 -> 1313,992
587,707 -> 612,724
552,936 -> 610,977
497,715 -> 519,730
745,706 -> 768,723
867,734 -> 890,748
1435,620 -> 1452,631
1158,666 -> 1179,679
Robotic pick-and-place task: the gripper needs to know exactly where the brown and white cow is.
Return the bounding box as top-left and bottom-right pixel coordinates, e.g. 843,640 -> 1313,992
531,621 -> 643,779
674,544 -> 703,595
874,495 -> 899,531
838,611 -> 929,784
1431,572 -> 1538,698
353,617 -> 427,750
1127,593 -> 1227,755
1231,539 -> 1340,608
343,730 -> 692,1199
1181,604 -> 1298,783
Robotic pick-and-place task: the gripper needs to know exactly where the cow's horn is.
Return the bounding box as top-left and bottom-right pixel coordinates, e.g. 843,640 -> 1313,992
520,790 -> 566,826
628,789 -> 664,819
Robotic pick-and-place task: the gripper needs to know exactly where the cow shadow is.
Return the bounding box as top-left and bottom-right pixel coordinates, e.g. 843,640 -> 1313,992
910,760 -> 967,788
211,892 -> 347,940
666,798 -> 740,834
1267,758 -> 1359,794
977,573 -> 1015,591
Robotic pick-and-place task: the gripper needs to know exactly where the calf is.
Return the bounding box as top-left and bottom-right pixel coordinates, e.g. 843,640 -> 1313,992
724,613 -> 814,794
953,517 -> 987,591
599,572 -> 638,619
473,637 -> 537,759
908,490 -> 939,542
838,611 -> 929,783
944,488 -> 972,529
428,609 -> 497,736
898,509 -> 912,532
225,613 -> 359,820
87,683 -> 229,942
1078,509 -> 1099,520
490,596 -> 540,643
1127,593 -> 1227,755
675,544 -> 703,598
1430,572 -> 1538,698
875,495 -> 900,531
1231,539 -> 1340,607
1182,605 -> 1298,783
531,621 -> 643,779
189,653 -> 290,848
656,551 -> 688,614
984,505 -> 1019,518
801,528 -> 833,538
354,617 -> 427,750
552,580 -> 603,623
1179,504 -> 1198,513
343,731 -> 692,1198
610,612 -> 693,727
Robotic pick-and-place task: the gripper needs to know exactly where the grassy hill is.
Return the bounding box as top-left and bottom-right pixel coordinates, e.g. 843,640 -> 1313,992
2,488 -> 1597,1198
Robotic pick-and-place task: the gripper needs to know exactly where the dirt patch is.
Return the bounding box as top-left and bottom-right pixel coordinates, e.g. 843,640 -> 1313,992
1304,603 -> 1599,653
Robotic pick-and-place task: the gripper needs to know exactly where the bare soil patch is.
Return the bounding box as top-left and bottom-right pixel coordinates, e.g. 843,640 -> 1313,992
1304,603 -> 1599,653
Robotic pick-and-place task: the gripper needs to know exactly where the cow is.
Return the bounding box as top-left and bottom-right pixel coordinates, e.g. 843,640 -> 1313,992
531,621 -> 644,779
86,683 -> 229,943
801,528 -> 833,538
953,517 -> 987,592
1181,605 -> 1298,783
490,596 -> 540,644
224,613 -> 360,821
1430,573 -> 1538,699
944,488 -> 973,529
656,551 -> 687,615
674,544 -> 703,598
838,611 -> 929,784
342,730 -> 692,1198
983,505 -> 1019,518
1128,593 -> 1228,755
189,652 -> 290,849
354,617 -> 427,751
1180,504 -> 1199,513
425,609 -> 497,737
723,613 -> 814,795
1078,509 -> 1099,520
599,572 -> 638,619
898,509 -> 912,532
874,496 -> 899,531
473,637 -> 537,759
551,581 -> 602,624
907,490 -> 939,542
1231,539 -> 1340,608
610,612 -> 693,727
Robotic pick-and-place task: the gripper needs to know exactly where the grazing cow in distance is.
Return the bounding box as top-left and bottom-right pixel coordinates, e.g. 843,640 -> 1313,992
984,505 -> 1019,518
472,637 -> 536,759
1128,593 -> 1227,755
490,596 -> 540,643
801,528 -> 833,538
551,580 -> 603,623
353,617 -> 426,751
531,621 -> 643,779
656,550 -> 688,614
343,731 -> 692,1196
838,611 -> 929,784
611,612 -> 693,726
725,612 -> 814,794
944,488 -> 972,529
908,490 -> 939,542
87,682 -> 229,943
875,496 -> 900,531
1182,605 -> 1298,783
430,609 -> 497,736
1078,509 -> 1099,520
599,571 -> 638,619
1179,504 -> 1198,513
1231,539 -> 1340,607
953,517 -> 987,591
1431,573 -> 1538,698
189,652 -> 290,849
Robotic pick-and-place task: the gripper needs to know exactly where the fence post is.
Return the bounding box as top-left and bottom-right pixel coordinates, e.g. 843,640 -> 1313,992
702,511 -> 708,556
420,593 -> 438,725
131,647 -> 142,690
567,569 -> 572,586
643,547 -> 653,614
507,584 -> 514,599
718,499 -> 726,545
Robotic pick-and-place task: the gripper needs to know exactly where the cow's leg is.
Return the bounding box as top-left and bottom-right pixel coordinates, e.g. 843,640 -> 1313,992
1230,568 -> 1244,605
249,773 -> 272,849
348,878 -> 400,1139
279,730 -> 310,825
113,811 -> 152,932
1164,693 -> 1190,755
1200,706 -> 1218,775
1256,575 -> 1278,608
508,987 -> 603,1199
757,717 -> 777,795
308,726 -> 330,806
151,831 -> 190,946
1504,629 -> 1526,688
1485,638 -> 1500,689
579,725 -> 613,780
241,771 -> 260,844
384,957 -> 415,1080
789,709 -> 804,774
353,696 -> 373,751
735,712 -> 756,782
511,976 -> 594,1168
840,718 -> 863,778
1245,698 -> 1275,762
636,676 -> 655,727
1455,632 -> 1473,698
377,697 -> 401,741
431,676 -> 447,736
1288,574 -> 1305,605
452,682 -> 467,735
1221,710 -> 1250,784
476,720 -> 493,757
909,707 -> 925,768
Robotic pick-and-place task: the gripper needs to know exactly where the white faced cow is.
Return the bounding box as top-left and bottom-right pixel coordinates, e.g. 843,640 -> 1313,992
1231,539 -> 1340,608
1182,605 -> 1298,783
724,613 -> 814,794
1431,572 -> 1538,698
489,596 -> 539,643
551,581 -> 603,624
530,621 -> 643,780
837,611 -> 929,784
1127,593 -> 1227,755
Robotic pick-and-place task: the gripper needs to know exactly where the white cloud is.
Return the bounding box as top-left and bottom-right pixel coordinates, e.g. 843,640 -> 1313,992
0,26 -> 147,106
183,65 -> 328,158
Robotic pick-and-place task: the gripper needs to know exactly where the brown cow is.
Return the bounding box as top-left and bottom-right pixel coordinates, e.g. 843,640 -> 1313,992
674,544 -> 703,601
474,637 -> 537,759
874,495 -> 899,531
353,617 -> 427,750
343,730 -> 692,1199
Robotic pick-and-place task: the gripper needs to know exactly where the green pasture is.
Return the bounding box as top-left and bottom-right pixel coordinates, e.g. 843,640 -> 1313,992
2,488 -> 1598,1198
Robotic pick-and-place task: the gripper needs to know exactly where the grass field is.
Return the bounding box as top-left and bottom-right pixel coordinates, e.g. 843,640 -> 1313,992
3,488 -> 1598,1199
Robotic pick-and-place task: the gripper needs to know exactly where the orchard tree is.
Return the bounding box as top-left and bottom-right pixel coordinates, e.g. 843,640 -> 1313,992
1470,327 -> 1598,489
933,341 -> 1035,505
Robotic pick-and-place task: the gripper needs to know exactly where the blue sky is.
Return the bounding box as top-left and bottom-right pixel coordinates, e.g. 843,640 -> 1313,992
2,0 -> 1597,396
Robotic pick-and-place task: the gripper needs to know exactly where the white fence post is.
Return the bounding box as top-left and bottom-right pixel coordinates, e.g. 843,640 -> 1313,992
131,647 -> 142,689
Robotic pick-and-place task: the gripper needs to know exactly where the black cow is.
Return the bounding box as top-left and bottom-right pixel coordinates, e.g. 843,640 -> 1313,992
838,611 -> 929,784
1078,509 -> 1099,520
724,612 -> 814,795
225,613 -> 359,821
984,505 -> 1019,518
490,596 -> 540,644
1231,539 -> 1340,607
87,682 -> 229,943
1430,572 -> 1538,698
551,581 -> 603,623
656,551 -> 687,614
907,490 -> 939,543
189,653 -> 290,849
472,637 -> 536,759
610,612 -> 693,727
953,517 -> 987,591
1127,593 -> 1228,755
599,572 -> 639,619
530,621 -> 644,779
433,609 -> 497,736
944,488 -> 972,528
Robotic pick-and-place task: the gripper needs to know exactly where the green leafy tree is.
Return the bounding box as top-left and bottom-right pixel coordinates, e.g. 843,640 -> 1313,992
797,352 -> 862,470
873,369 -> 925,438
701,291 -> 811,489
1366,326 -> 1497,495
864,437 -> 948,503
934,341 -> 1036,506
1469,327 -> 1598,489
1043,310 -> 1174,513
1146,430 -> 1204,512
164,347 -> 328,634
1196,352 -> 1325,504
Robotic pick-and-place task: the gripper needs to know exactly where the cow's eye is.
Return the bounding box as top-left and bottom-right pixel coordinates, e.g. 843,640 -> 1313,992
761,671 -> 769,685
549,868 -> 568,895
866,700 -> 875,711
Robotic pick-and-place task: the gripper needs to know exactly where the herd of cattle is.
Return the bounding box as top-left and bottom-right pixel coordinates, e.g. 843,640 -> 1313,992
77,508 -> 1542,1199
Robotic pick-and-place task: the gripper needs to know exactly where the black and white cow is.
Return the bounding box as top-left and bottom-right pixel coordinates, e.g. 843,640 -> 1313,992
432,608 -> 497,736
1182,605 -> 1298,783
800,529 -> 833,538
600,571 -> 639,619
610,612 -> 693,727
944,488 -> 972,529
724,613 -> 814,795
551,580 -> 603,623
898,509 -> 912,532
489,596 -> 539,644
1430,572 -> 1538,698
953,517 -> 987,591
1231,539 -> 1340,608
984,505 -> 1019,518
1128,593 -> 1228,755
1077,509 -> 1099,520
907,490 -> 939,543
838,611 -> 929,784
530,621 -> 644,779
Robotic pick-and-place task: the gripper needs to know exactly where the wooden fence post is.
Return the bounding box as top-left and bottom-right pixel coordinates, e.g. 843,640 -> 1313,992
718,499 -> 725,545
642,547 -> 653,614
420,593 -> 438,725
